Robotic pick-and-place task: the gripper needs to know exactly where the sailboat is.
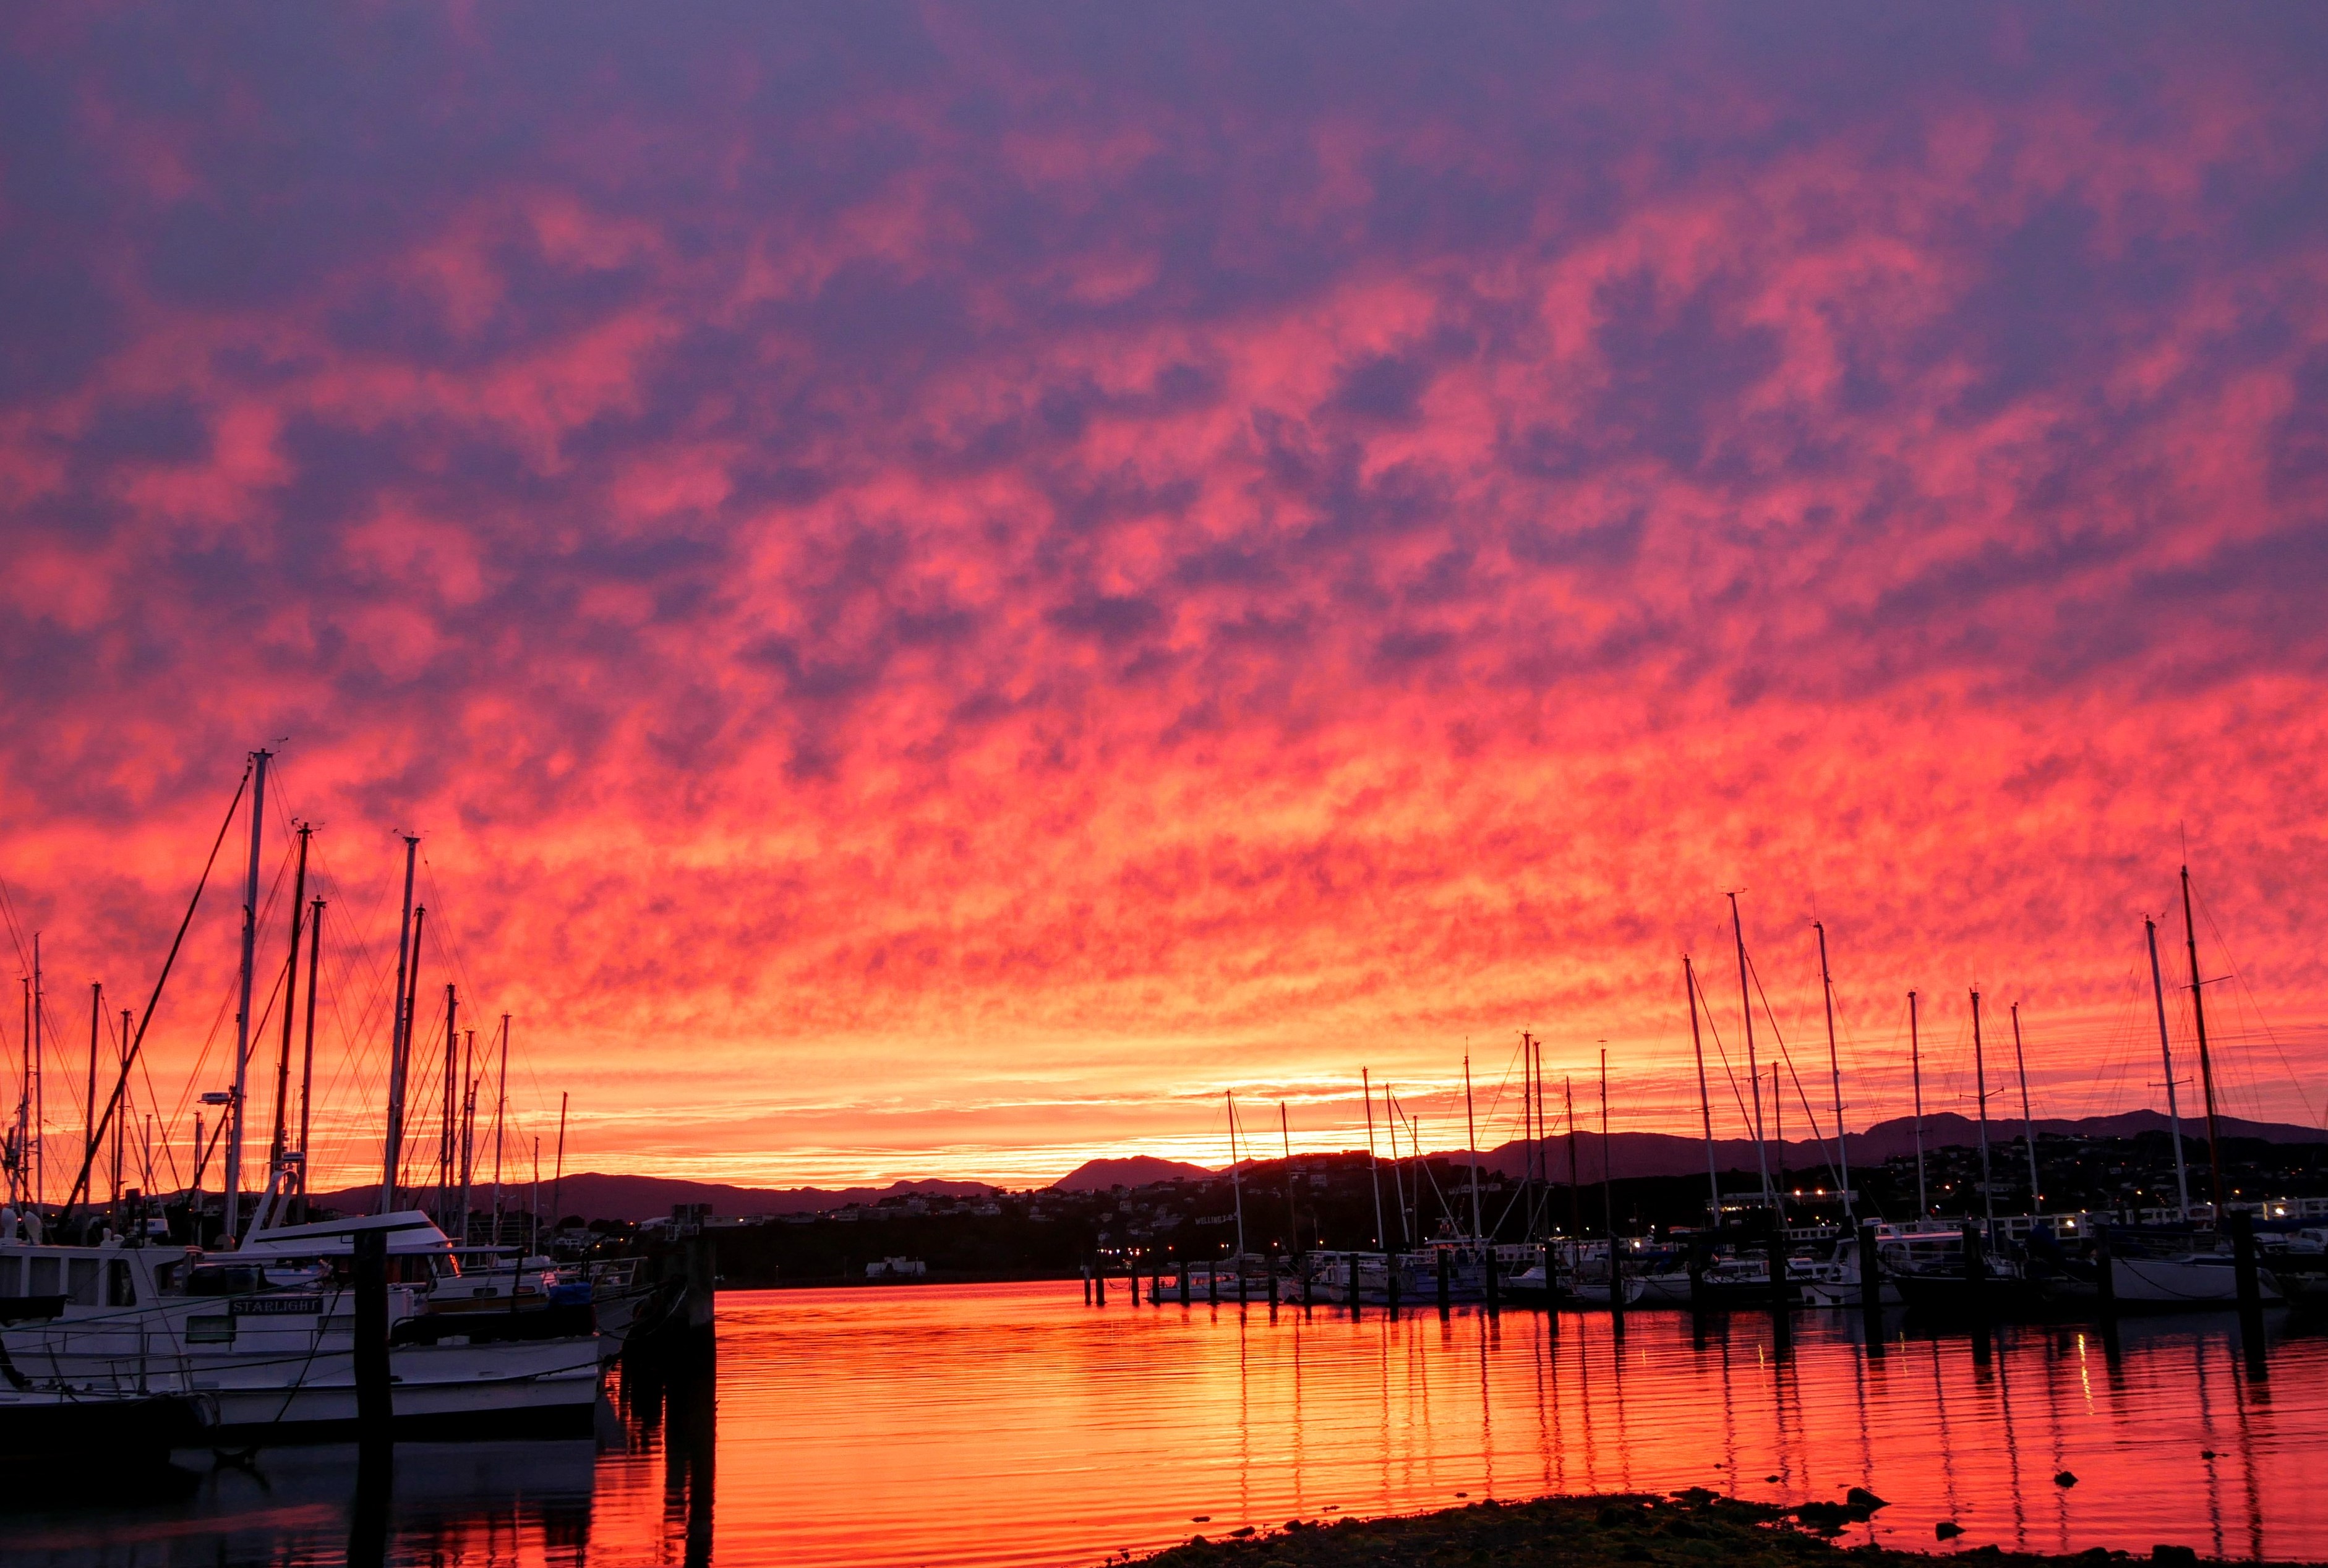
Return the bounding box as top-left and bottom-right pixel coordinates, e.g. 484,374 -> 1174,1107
0,754 -> 602,1446
2099,868 -> 2283,1310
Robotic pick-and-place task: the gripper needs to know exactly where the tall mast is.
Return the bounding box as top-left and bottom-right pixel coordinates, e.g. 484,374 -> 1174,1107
1378,1079 -> 1397,1237
1226,1090 -> 1245,1259
1564,1074 -> 1580,1235
1909,991 -> 1927,1217
550,1089 -> 568,1230
112,1007 -> 130,1206
1727,892 -> 1773,1208
2009,1003 -> 2040,1212
380,834 -> 419,1213
1770,1061 -> 1784,1226
2181,866 -> 2225,1214
267,824 -> 311,1188
1518,1036 -> 1535,1238
456,1029 -> 476,1245
295,898 -> 324,1218
2146,918 -> 2191,1219
1463,1054 -> 1483,1241
224,746 -> 270,1244
33,934 -> 44,1206
491,1015 -> 510,1243
1278,1102 -> 1297,1256
1531,1036 -> 1549,1239
1815,921 -> 1852,1222
84,982 -> 100,1211
1971,989 -> 1995,1229
14,973 -> 27,1207
1685,957 -> 1718,1224
1599,1046 -> 1614,1243
1362,1068 -> 1385,1249
440,982 -> 458,1230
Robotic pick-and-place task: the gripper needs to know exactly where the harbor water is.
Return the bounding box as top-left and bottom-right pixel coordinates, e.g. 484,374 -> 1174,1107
3,1280 -> 2324,1566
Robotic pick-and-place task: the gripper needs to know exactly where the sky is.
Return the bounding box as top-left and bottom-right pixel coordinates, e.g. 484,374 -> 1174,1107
3,4 -> 2327,1193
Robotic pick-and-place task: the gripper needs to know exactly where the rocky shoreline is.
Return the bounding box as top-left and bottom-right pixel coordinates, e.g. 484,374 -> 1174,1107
1125,1490 -> 2303,1568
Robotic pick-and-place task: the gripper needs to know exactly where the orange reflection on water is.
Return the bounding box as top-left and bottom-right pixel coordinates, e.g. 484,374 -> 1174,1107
1,1284 -> 2323,1567
700,1284 -> 2327,1567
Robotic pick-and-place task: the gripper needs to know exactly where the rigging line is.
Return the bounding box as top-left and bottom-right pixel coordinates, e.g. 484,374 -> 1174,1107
1742,945 -> 1844,1190
1691,963 -> 1757,1142
2193,878 -> 2323,1129
62,761 -> 252,1212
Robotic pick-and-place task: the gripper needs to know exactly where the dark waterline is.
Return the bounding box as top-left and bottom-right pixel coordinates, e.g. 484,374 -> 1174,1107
3,1283 -> 2322,1567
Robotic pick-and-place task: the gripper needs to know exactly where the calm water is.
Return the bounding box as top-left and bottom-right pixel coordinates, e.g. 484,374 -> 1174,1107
4,1283 -> 2324,1566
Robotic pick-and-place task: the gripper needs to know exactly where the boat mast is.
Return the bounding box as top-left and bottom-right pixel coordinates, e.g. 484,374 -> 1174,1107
1770,1060 -> 1784,1226
1815,921 -> 1852,1222
1971,989 -> 1995,1229
112,1007 -> 130,1206
1599,1046 -> 1615,1245
267,824 -> 311,1194
380,834 -> 419,1214
456,1029 -> 477,1243
83,983 -> 99,1216
1531,1037 -> 1549,1240
2145,917 -> 2191,1219
224,746 -> 270,1244
1463,1054 -> 1483,1241
13,974 -> 27,1207
1685,957 -> 1718,1224
2009,1003 -> 2040,1212
550,1089 -> 568,1230
1226,1090 -> 1245,1259
1384,1082 -> 1410,1246
1909,991 -> 1927,1217
33,935 -> 43,1208
294,898 -> 323,1221
491,1014 -> 510,1244
1517,1035 -> 1536,1238
1565,1074 -> 1580,1235
1278,1101 -> 1301,1259
1363,1068 -> 1385,1249
1726,892 -> 1773,1210
2180,866 -> 2225,1215
439,982 -> 458,1230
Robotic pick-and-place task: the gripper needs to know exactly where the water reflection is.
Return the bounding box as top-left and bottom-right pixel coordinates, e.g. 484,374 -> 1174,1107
1,1286 -> 2322,1568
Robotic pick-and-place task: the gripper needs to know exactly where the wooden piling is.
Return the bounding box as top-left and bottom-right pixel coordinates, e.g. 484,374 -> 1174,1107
1857,1222 -> 1883,1354
2230,1210 -> 2267,1379
1082,1264 -> 1092,1305
1095,1257 -> 1107,1305
1437,1247 -> 1452,1318
1385,1254 -> 1401,1318
1179,1261 -> 1191,1305
2092,1223 -> 2121,1362
1606,1240 -> 1623,1329
353,1226 -> 392,1438
1765,1232 -> 1791,1350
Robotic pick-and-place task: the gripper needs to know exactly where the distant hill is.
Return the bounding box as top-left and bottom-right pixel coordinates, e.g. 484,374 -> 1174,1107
1478,1109 -> 2326,1183
1050,1156 -> 1216,1192
307,1172 -> 996,1224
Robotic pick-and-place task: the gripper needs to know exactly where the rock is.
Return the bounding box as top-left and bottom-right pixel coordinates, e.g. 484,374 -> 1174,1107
1794,1501 -> 1855,1535
1229,1526 -> 1254,1538
2152,1547 -> 2197,1566
2199,1450 -> 2215,1460
1936,1522 -> 1965,1540
1847,1488 -> 1889,1511
1191,1516 -> 1210,1523
1766,1475 -> 1781,1484
2056,1471 -> 2079,1488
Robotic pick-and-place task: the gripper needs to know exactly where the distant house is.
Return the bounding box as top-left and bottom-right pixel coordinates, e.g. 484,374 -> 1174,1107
865,1256 -> 928,1280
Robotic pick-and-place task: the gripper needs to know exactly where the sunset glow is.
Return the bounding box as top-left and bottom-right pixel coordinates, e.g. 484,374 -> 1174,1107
4,7 -> 2327,1191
